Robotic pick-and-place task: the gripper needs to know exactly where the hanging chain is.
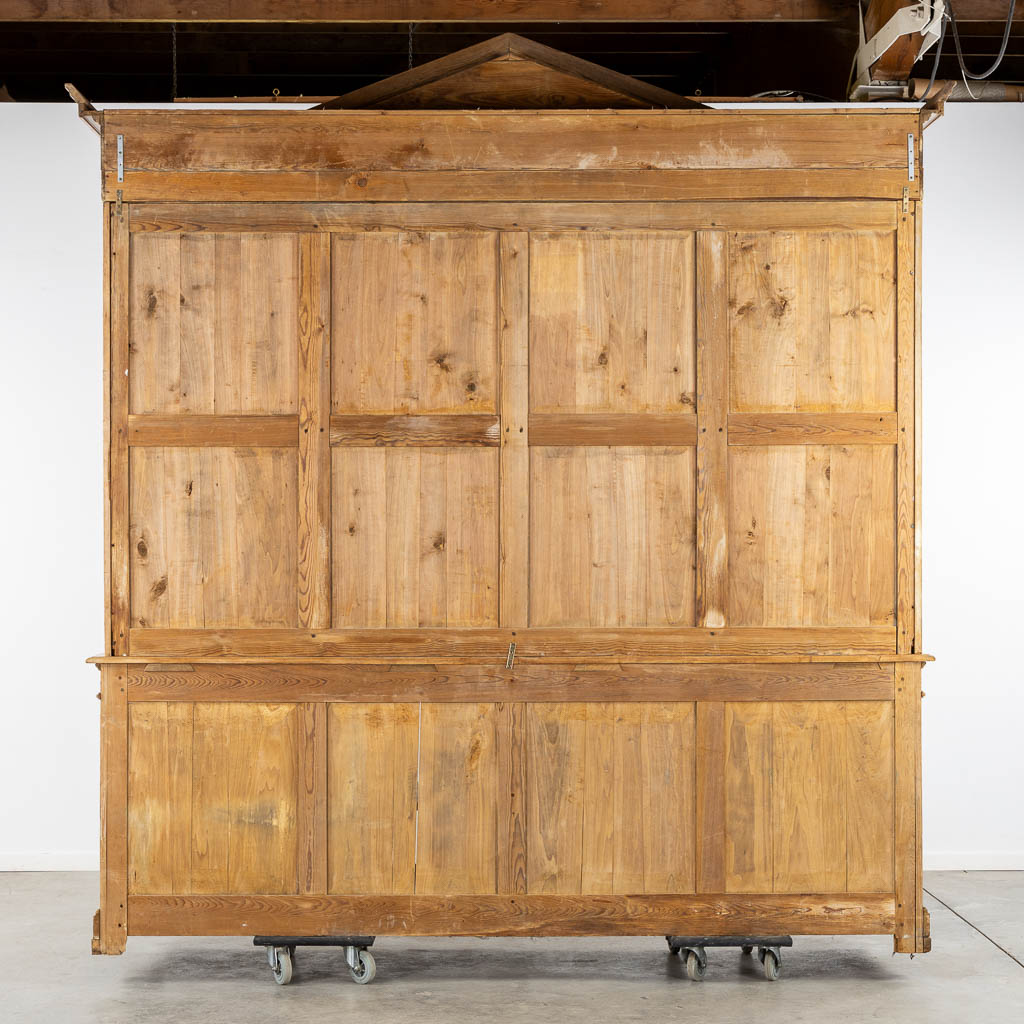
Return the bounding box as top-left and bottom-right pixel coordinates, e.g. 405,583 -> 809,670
408,22 -> 415,69
171,22 -> 178,100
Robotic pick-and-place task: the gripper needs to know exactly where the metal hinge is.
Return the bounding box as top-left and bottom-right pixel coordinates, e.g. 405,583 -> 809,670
505,642 -> 516,670
116,134 -> 124,182
907,134 -> 915,181
902,186 -> 910,214
115,189 -> 123,218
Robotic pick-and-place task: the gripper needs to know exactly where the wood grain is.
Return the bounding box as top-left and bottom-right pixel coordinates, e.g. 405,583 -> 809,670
332,230 -> 497,415
728,446 -> 895,628
130,447 -> 298,629
896,212 -> 916,654
696,702 -> 726,893
528,413 -> 697,446
297,234 -> 331,630
696,231 -> 729,629
125,661 -> 896,704
330,414 -> 500,447
530,447 -> 696,627
127,892 -> 898,938
498,231 -> 530,628
131,201 -> 899,236
109,168 -> 922,204
894,663 -> 924,951
127,414 -> 298,447
99,665 -> 128,952
127,626 -> 898,660
728,230 -> 896,414
529,231 -> 695,415
332,448 -> 500,627
327,703 -> 418,895
728,413 -> 898,445
496,702 -> 528,894
129,232 -> 299,415
110,213 -> 130,656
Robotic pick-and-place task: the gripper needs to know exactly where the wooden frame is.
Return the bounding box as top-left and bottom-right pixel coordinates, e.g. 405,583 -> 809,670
90,43 -> 929,960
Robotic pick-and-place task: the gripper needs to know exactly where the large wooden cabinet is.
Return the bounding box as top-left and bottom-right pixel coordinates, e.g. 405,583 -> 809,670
90,46 -> 930,959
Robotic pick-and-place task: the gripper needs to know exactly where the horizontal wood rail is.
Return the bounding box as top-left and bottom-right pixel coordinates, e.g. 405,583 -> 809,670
129,201 -> 900,235
728,412 -> 898,445
109,169 -> 921,205
124,661 -> 895,703
127,893 -> 896,938
127,414 -> 298,447
330,414 -> 500,447
127,626 -> 897,661
529,413 -> 697,447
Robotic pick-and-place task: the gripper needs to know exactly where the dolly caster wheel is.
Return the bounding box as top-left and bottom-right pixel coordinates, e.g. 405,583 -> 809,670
666,937 -> 679,954
758,946 -> 781,981
268,946 -> 293,986
685,949 -> 706,981
346,947 -> 376,984
741,945 -> 753,955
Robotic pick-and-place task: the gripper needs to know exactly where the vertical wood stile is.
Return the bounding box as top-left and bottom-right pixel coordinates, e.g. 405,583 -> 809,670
109,209 -> 131,655
696,701 -> 726,892
99,665 -> 128,952
102,203 -> 112,651
297,233 -> 332,629
496,702 -> 528,894
695,232 -> 728,629
499,232 -> 530,627
894,662 -> 923,951
296,702 -> 328,893
896,212 -> 916,653
913,201 -> 923,652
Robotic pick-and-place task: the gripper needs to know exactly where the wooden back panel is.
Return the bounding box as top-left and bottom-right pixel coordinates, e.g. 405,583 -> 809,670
115,200 -> 915,658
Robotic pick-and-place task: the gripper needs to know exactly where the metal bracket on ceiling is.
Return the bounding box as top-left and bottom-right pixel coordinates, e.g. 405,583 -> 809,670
65,82 -> 102,136
850,1 -> 946,97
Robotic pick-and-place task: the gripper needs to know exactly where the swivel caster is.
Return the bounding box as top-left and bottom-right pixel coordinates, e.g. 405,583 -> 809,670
758,946 -> 781,981
685,949 -> 707,981
267,945 -> 294,986
345,945 -> 376,985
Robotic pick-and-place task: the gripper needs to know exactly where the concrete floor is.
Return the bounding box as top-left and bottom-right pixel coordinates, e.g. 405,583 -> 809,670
5,872 -> 1022,1023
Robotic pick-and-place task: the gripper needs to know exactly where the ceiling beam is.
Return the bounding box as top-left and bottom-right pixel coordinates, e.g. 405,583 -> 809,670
0,1 -> 846,23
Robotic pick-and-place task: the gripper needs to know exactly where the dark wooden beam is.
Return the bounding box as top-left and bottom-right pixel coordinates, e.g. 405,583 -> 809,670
0,1 -> 846,23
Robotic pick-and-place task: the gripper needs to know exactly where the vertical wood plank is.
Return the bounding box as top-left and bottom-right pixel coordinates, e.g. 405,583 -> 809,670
845,701 -> 895,892
723,702 -> 773,893
297,233 -> 331,629
110,212 -> 131,655
525,703 -> 587,894
416,703 -> 499,895
327,704 -> 418,895
772,702 -> 847,893
696,701 -> 726,893
103,203 -> 112,652
99,665 -> 128,952
499,231 -> 530,627
127,702 -> 193,895
894,662 -> 924,950
495,702 -> 527,895
295,702 -> 327,894
913,202 -> 923,652
896,212 -> 916,653
696,232 -> 728,628
332,448 -> 387,626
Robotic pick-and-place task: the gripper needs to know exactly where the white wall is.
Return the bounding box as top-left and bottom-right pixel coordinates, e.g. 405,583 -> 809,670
0,103 -> 1021,871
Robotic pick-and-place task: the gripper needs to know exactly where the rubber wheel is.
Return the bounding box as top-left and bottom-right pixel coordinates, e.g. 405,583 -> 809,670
350,949 -> 376,985
741,945 -> 753,955
685,950 -> 706,982
762,949 -> 780,981
666,938 -> 679,954
272,948 -> 293,986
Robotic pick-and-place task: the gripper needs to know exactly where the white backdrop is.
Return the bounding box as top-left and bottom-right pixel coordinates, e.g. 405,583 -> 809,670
1,103 -> 1020,870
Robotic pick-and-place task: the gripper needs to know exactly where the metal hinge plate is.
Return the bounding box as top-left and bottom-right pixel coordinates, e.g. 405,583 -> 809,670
902,186 -> 910,214
116,134 -> 124,182
907,134 -> 915,181
505,642 -> 516,670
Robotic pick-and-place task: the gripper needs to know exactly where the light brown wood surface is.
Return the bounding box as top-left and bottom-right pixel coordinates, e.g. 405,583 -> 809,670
96,96 -> 926,953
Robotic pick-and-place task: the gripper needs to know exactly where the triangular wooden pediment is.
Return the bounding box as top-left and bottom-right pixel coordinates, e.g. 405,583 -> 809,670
318,33 -> 702,110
